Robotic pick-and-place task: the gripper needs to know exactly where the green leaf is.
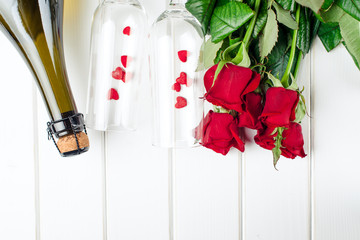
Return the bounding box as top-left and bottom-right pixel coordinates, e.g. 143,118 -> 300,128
223,41 -> 242,60
321,4 -> 345,22
214,105 -> 231,113
276,0 -> 295,11
266,26 -> 291,78
322,0 -> 334,9
272,127 -> 285,169
335,0 -> 360,22
198,39 -> 223,71
297,7 -> 311,53
223,41 -> 251,67
318,22 -> 342,51
210,1 -> 254,43
267,73 -> 284,87
343,42 -> 360,70
287,73 -> 299,90
186,0 -> 218,34
294,95 -> 306,123
295,0 -> 325,13
235,43 -> 251,67
253,0 -> 268,38
273,2 -> 299,29
214,38 -> 229,64
339,13 -> 360,70
259,9 -> 279,59
213,60 -> 227,86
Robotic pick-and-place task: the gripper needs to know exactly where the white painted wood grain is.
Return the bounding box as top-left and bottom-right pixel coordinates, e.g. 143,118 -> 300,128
105,1 -> 169,240
312,38 -> 360,240
174,149 -> 240,240
243,54 -> 312,240
36,1 -> 104,240
0,32 -> 36,240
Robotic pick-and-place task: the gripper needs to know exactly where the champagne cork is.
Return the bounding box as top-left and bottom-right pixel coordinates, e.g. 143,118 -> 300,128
57,132 -> 90,154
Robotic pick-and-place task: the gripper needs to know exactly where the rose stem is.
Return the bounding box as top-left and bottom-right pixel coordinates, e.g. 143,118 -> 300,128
293,51 -> 303,80
243,0 -> 261,50
281,4 -> 301,87
232,0 -> 261,65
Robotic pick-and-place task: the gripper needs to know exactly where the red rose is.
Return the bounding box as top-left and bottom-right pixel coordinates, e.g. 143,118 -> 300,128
197,110 -> 244,155
254,127 -> 277,150
281,122 -> 306,159
259,87 -> 299,128
204,63 -> 261,113
238,92 -> 263,130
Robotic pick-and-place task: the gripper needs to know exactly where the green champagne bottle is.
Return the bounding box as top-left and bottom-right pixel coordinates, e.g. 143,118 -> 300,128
0,0 -> 89,156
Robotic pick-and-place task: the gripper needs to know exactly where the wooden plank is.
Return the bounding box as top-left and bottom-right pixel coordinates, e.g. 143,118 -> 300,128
36,1 -> 104,240
0,33 -> 36,240
243,54 -> 312,240
312,39 -> 360,240
174,149 -> 240,240
105,1 -> 169,240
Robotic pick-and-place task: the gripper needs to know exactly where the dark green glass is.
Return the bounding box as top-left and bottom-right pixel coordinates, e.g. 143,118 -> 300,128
0,0 -> 89,156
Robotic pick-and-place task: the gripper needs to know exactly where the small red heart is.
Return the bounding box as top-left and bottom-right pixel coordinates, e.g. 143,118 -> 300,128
121,55 -> 128,68
176,72 -> 187,85
178,50 -> 188,62
175,96 -> 187,109
112,67 -> 126,83
123,26 -> 131,36
108,88 -> 119,100
172,82 -> 181,92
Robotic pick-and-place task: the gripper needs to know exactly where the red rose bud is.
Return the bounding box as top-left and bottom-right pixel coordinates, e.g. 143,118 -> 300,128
176,72 -> 187,85
238,92 -> 263,130
204,63 -> 261,113
196,110 -> 244,155
259,87 -> 299,128
175,96 -> 187,109
108,88 -> 119,100
123,26 -> 131,35
254,127 -> 277,151
281,123 -> 306,159
172,82 -> 181,92
178,50 -> 188,62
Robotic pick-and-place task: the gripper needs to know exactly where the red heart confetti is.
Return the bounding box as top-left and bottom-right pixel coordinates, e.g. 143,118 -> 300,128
176,72 -> 187,85
175,96 -> 187,109
123,26 -> 131,36
172,82 -> 181,92
108,88 -> 119,100
112,67 -> 126,83
178,50 -> 188,62
121,55 -> 128,68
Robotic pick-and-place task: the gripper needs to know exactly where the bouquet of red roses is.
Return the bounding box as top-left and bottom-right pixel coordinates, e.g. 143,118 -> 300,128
187,0 -> 360,167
